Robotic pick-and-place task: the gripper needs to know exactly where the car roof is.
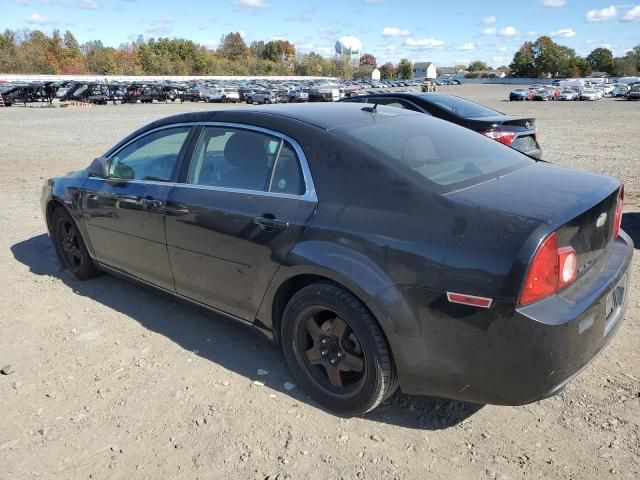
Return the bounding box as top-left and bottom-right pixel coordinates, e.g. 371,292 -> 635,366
142,102 -> 417,131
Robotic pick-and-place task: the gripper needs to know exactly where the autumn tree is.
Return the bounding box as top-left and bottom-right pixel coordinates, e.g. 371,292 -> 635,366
379,62 -> 395,79
218,32 -> 248,61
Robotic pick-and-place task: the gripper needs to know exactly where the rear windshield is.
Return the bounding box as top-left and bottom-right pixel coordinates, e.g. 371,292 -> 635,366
418,94 -> 501,118
334,114 -> 533,193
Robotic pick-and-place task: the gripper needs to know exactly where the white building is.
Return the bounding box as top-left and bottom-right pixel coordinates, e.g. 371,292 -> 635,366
371,68 -> 381,81
413,62 -> 437,80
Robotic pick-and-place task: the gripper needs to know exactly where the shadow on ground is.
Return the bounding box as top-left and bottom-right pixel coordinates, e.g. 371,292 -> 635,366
11,233 -> 481,429
622,212 -> 640,249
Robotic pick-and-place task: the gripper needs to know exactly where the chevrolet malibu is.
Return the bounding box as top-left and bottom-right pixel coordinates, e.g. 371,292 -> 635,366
41,104 -> 633,415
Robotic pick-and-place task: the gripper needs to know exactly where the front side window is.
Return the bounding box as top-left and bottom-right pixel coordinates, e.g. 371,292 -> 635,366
186,127 -> 304,195
109,127 -> 190,181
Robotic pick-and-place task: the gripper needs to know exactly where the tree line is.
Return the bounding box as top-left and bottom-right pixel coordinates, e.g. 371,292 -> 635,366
509,36 -> 640,78
0,28 -> 416,79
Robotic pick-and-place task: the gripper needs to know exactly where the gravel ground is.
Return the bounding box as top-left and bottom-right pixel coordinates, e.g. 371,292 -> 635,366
1,84 -> 639,480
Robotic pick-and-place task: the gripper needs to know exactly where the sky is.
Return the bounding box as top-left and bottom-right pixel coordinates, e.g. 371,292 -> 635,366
2,0 -> 639,67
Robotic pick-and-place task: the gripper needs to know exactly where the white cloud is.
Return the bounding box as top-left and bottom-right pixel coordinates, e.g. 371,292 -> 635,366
456,43 -> 475,51
10,0 -> 31,5
25,12 -> 54,25
622,5 -> 640,22
404,38 -> 445,49
481,16 -> 496,24
361,0 -> 385,3
498,26 -> 519,37
550,28 -> 576,38
481,27 -> 496,35
543,0 -> 565,7
79,0 -> 98,9
492,56 -> 508,64
233,0 -> 268,9
585,6 -> 617,22
146,17 -> 173,35
381,26 -> 410,37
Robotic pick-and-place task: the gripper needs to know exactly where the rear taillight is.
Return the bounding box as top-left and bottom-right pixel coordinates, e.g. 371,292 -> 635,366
481,129 -> 517,146
613,186 -> 624,238
519,232 -> 578,305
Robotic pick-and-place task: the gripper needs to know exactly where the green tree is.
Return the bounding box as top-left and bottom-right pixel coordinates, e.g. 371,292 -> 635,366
468,60 -> 489,72
509,42 -> 535,77
396,58 -> 413,79
587,47 -> 614,74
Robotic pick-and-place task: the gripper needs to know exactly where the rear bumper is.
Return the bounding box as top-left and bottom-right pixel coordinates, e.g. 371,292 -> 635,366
378,231 -> 633,405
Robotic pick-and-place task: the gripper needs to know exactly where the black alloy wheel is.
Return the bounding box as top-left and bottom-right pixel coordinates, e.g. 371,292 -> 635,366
281,282 -> 397,416
51,208 -> 101,280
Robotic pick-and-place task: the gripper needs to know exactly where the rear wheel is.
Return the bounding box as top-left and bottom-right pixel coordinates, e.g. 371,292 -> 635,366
280,282 -> 397,416
51,208 -> 101,280
246,97 -> 252,104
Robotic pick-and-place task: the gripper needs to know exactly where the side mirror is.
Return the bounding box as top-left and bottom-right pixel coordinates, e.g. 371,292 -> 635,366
87,156 -> 109,178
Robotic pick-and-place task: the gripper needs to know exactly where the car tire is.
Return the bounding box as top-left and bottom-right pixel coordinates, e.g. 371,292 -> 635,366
280,282 -> 398,416
51,207 -> 101,281
246,97 -> 252,104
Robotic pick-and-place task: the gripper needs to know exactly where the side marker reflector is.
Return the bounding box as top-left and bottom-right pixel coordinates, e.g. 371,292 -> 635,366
446,292 -> 493,309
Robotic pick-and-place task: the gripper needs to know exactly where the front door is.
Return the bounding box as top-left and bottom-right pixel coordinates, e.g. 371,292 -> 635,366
81,126 -> 193,290
165,125 -> 317,320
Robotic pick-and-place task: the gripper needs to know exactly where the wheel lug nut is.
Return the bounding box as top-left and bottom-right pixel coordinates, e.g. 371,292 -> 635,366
321,338 -> 329,344
330,358 -> 337,365
321,349 -> 328,356
337,352 -> 343,358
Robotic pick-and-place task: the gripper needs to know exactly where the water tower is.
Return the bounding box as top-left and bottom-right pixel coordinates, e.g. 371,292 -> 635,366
335,35 -> 363,66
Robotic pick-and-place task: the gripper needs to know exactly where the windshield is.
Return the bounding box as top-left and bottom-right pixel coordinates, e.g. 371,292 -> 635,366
334,114 -> 532,193
418,94 -> 502,118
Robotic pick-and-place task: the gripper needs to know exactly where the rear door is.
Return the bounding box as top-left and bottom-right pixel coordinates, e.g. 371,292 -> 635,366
82,125 -> 194,290
165,124 -> 317,320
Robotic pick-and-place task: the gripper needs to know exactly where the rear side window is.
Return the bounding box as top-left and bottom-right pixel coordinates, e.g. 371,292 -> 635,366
186,127 -> 304,195
419,94 -> 501,118
335,115 -> 533,192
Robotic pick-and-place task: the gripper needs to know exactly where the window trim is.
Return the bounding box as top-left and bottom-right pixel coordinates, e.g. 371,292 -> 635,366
179,122 -> 317,202
97,122 -> 317,202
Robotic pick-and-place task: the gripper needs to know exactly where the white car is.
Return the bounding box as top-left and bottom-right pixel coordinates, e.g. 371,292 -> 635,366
580,89 -> 599,101
558,89 -> 577,101
602,84 -> 615,96
203,88 -> 239,103
612,84 -> 630,97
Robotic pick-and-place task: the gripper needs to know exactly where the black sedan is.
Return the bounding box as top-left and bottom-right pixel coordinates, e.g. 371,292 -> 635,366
340,92 -> 542,159
41,104 -> 632,415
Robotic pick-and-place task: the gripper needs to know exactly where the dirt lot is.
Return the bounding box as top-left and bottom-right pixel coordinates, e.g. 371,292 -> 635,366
1,84 -> 639,480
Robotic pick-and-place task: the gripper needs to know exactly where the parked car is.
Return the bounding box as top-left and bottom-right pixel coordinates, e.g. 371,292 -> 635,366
246,90 -> 277,104
531,88 -> 553,101
339,92 -> 542,158
612,84 -> 630,97
627,83 -> 640,100
41,103 -> 632,415
509,89 -> 530,101
580,89 -> 599,101
288,90 -> 309,102
558,89 -> 578,101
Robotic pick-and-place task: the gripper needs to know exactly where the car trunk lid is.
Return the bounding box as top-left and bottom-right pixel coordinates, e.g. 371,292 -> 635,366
449,162 -> 621,278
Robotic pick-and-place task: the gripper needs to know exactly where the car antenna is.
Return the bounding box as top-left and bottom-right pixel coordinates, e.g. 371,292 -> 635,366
362,102 -> 378,113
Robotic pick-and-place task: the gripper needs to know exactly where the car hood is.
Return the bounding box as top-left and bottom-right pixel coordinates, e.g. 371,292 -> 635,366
448,162 -> 620,229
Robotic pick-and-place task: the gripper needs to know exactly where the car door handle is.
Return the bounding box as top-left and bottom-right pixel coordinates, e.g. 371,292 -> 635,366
139,198 -> 162,209
253,215 -> 289,231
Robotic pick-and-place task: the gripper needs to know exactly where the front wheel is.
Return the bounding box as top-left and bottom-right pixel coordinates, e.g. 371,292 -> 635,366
280,282 -> 397,416
51,208 -> 101,280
